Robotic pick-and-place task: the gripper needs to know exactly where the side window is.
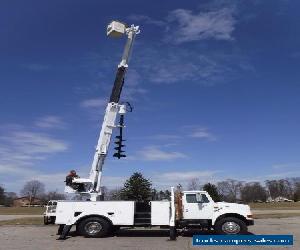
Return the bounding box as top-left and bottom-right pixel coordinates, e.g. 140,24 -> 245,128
201,194 -> 209,203
186,193 -> 210,203
186,194 -> 197,203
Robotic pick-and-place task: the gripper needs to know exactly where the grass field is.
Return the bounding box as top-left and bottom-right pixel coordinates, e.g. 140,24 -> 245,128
0,207 -> 45,215
249,202 -> 300,210
0,217 -> 44,226
253,213 -> 300,219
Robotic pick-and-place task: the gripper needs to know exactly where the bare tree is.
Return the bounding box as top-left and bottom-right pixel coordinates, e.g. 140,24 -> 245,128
265,179 -> 293,199
293,182 -> 300,201
240,182 -> 267,202
287,178 -> 300,201
217,179 -> 243,202
101,186 -> 108,200
157,190 -> 171,200
187,178 -> 200,190
106,188 -> 122,200
20,180 -> 45,206
0,185 -> 5,205
41,191 -> 66,202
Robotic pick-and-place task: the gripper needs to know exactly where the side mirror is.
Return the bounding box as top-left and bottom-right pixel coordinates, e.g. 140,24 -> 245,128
196,193 -> 203,203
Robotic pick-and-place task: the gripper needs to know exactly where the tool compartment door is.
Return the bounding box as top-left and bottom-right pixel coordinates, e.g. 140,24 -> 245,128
151,201 -> 170,225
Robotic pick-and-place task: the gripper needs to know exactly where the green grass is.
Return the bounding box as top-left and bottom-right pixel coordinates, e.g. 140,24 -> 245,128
249,202 -> 300,210
254,213 -> 300,219
0,207 -> 45,215
0,217 -> 44,225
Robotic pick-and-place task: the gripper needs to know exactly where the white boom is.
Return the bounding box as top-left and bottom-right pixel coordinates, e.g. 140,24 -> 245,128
65,21 -> 140,201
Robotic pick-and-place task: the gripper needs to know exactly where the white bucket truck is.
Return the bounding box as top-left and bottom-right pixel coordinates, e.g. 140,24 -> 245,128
44,21 -> 254,240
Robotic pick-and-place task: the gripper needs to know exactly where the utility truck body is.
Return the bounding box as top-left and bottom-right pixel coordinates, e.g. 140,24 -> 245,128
47,189 -> 253,239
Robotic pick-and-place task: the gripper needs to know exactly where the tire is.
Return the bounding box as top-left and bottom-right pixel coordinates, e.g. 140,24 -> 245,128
214,217 -> 247,235
43,216 -> 49,225
112,226 -> 120,233
77,217 -> 112,238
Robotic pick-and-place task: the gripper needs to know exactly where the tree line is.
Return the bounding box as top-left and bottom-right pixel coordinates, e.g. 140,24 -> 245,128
1,173 -> 300,206
187,177 -> 300,203
0,180 -> 66,206
103,173 -> 300,203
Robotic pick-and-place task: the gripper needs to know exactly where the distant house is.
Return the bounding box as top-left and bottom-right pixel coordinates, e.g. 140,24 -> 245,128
13,197 -> 44,207
266,196 -> 293,202
274,196 -> 293,202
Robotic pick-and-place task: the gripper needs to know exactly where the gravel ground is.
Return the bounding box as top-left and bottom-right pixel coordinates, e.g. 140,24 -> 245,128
0,217 -> 299,250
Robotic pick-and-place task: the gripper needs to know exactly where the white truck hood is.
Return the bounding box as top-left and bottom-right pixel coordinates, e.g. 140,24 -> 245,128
215,202 -> 252,215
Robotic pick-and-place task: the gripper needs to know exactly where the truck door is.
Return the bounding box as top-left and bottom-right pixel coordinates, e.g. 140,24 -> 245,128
182,193 -> 213,220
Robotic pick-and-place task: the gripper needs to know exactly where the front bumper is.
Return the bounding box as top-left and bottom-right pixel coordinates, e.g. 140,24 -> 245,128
44,215 -> 56,225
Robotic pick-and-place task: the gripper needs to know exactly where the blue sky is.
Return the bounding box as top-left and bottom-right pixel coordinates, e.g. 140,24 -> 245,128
1,0 -> 300,193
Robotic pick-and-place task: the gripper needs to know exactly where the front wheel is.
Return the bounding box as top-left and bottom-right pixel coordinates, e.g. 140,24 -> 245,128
214,217 -> 247,235
77,217 -> 112,238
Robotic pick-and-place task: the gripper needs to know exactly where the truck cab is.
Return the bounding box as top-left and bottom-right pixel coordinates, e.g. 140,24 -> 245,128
180,191 -> 254,234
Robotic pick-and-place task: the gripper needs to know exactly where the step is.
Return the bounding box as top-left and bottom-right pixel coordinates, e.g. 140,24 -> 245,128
134,212 -> 151,219
134,222 -> 151,226
134,218 -> 151,224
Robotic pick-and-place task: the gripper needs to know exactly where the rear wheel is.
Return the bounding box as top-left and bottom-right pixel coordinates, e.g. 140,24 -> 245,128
214,217 -> 247,235
77,217 -> 112,238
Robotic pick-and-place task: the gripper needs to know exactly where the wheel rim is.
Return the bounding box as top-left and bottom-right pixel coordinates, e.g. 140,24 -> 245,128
221,221 -> 241,234
84,221 -> 102,235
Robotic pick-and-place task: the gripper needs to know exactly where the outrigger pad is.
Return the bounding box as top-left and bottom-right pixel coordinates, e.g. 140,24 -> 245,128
169,226 -> 177,241
56,225 -> 72,240
56,224 -> 64,235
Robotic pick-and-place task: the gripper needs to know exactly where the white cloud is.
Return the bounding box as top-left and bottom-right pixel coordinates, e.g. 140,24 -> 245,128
101,176 -> 127,188
272,162 -> 300,169
151,170 -> 220,189
129,3 -> 236,45
134,47 -> 243,85
150,134 -> 182,140
80,98 -> 107,108
127,6 -> 251,86
165,8 -> 236,44
266,171 -> 300,179
157,170 -> 219,182
8,131 -> 67,154
189,127 -> 217,141
122,69 -> 147,101
137,146 -> 187,161
0,128 -> 68,177
128,14 -> 165,27
35,116 -> 65,129
22,63 -> 50,71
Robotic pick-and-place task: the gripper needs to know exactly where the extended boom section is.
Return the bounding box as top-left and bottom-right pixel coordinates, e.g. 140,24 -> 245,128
66,22 -> 140,201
